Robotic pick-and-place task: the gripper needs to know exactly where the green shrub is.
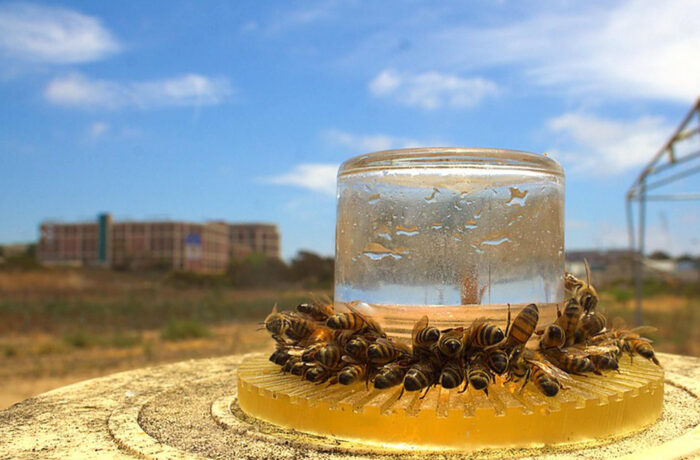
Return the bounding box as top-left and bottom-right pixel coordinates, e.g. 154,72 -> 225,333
108,331 -> 142,348
160,319 -> 211,341
63,330 -> 98,348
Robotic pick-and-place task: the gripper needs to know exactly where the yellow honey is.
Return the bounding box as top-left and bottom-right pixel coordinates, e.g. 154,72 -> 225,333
237,354 -> 664,450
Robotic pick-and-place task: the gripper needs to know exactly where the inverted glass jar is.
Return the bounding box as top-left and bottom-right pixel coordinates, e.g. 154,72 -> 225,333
334,148 -> 565,339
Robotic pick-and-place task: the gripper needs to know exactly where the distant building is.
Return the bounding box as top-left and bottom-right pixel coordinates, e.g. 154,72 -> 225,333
37,213 -> 280,273
565,249 -> 636,284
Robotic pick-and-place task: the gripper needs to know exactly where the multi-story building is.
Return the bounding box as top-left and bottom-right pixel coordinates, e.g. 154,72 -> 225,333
227,223 -> 280,259
37,214 -> 280,273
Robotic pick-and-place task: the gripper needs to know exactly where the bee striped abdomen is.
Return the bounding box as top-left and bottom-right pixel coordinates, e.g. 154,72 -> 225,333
540,324 -> 565,349
316,344 -> 343,369
486,349 -> 508,374
374,363 -> 407,389
472,323 -> 504,347
404,363 -> 435,392
326,312 -> 364,331
468,366 -> 491,392
338,363 -> 364,385
507,303 -> 539,346
415,326 -> 440,347
439,362 -> 464,389
531,366 -> 560,397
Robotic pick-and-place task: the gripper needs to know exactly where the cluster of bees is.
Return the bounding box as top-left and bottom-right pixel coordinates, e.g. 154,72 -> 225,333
264,261 -> 660,399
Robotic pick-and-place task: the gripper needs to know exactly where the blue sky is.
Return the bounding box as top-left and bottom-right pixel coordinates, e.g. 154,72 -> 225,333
1,0 -> 699,259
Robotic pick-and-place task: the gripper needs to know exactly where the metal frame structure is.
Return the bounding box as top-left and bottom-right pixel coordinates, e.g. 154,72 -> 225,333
626,98 -> 700,325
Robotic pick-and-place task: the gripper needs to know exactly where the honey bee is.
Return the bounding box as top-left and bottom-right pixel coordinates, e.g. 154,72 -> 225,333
326,302 -> 383,334
296,300 -> 334,322
338,362 -> 367,385
439,360 -> 464,389
367,338 -> 411,365
505,303 -> 540,352
485,348 -> 509,375
374,362 -> 409,390
344,336 -> 371,362
284,314 -> 318,343
538,323 -> 565,350
264,305 -> 289,337
315,343 -> 343,369
578,311 -> 607,342
412,315 -> 440,350
621,337 -> 661,366
529,363 -> 562,397
508,349 -> 573,397
465,353 -> 493,395
607,321 -> 661,366
588,351 -> 620,372
437,327 -> 466,358
404,361 -> 439,396
304,365 -> 331,383
269,348 -> 291,366
467,319 -> 504,347
543,348 -> 599,375
301,343 -> 324,362
556,299 -> 583,347
564,259 -> 598,314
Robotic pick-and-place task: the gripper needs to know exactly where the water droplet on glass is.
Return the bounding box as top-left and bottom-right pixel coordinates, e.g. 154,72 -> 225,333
464,219 -> 478,230
368,193 -> 381,204
424,187 -> 440,203
362,242 -> 403,260
395,225 -> 420,236
506,187 -> 528,206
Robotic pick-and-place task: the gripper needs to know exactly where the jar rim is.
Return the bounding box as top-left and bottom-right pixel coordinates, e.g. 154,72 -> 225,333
338,147 -> 563,177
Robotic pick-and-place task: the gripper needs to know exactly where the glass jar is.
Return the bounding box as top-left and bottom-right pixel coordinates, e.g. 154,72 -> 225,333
334,148 -> 565,339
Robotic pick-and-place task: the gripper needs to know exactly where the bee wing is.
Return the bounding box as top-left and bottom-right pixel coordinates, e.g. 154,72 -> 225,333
412,316 -> 429,342
346,302 -> 383,332
529,359 -> 575,384
630,326 -> 657,336
341,355 -> 360,364
584,344 -> 620,354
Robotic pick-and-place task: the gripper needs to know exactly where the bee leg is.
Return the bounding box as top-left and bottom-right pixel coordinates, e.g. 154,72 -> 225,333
505,304 -> 511,337
652,356 -> 662,367
419,386 -> 432,400
518,368 -> 531,393
593,370 -> 603,376
482,386 -> 489,396
397,386 -> 405,401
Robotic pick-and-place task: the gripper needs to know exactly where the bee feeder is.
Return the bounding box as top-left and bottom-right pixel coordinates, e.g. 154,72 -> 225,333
238,148 -> 664,450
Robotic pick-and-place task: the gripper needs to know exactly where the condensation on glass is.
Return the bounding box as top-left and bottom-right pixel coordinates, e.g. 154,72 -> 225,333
334,148 -> 565,339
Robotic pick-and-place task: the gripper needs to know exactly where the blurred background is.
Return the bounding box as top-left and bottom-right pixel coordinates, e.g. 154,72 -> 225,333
0,1 -> 698,409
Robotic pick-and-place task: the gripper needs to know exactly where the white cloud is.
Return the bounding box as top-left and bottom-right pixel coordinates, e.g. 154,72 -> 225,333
45,73 -> 231,109
369,69 -> 498,110
323,129 -> 427,152
263,164 -> 339,196
89,121 -> 109,139
0,3 -> 120,64
547,113 -> 672,173
346,1 -> 700,103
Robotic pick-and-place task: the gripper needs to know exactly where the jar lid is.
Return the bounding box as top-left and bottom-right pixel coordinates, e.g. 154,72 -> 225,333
338,147 -> 563,177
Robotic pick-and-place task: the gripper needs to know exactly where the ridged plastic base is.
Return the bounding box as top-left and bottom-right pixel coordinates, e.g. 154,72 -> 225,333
237,354 -> 664,450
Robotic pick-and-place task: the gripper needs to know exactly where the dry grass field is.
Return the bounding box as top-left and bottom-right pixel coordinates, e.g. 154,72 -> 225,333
0,268 -> 697,409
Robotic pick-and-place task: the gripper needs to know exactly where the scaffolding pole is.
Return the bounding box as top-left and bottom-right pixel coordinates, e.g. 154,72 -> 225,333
626,98 -> 700,326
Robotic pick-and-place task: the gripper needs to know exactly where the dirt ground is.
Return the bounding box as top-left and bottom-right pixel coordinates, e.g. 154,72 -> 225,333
0,323 -> 271,409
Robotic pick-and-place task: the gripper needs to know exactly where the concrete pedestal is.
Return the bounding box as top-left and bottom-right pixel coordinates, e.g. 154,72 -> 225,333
1,353 -> 699,459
